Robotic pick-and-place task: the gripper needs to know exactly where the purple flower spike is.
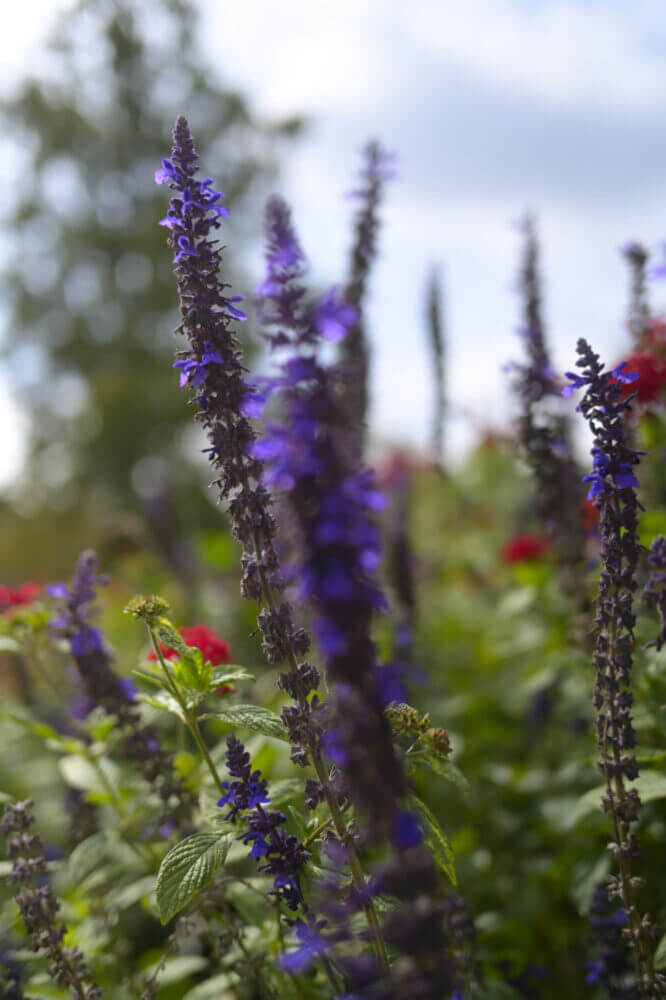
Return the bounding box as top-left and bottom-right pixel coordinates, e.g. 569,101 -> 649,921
311,288 -> 358,342
564,339 -> 662,993
218,736 -> 309,911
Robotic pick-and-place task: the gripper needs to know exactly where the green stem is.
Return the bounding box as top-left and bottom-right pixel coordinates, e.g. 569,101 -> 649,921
148,629 -> 226,797
304,815 -> 334,846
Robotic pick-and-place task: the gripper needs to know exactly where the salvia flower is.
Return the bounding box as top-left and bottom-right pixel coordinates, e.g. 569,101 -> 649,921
1,800 -> 101,999
0,942 -> 23,1000
511,216 -> 587,604
155,118 -> 322,782
642,535 -> 666,650
426,268 -> 446,470
622,241 -> 650,345
256,195 -> 457,998
647,241 -> 666,280
585,883 -> 637,998
49,551 -> 194,827
47,551 -> 132,717
563,339 -> 665,998
219,735 -> 309,911
339,140 -> 395,458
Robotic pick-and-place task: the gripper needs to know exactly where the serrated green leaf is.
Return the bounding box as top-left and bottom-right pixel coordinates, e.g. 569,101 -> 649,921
209,665 -> 255,688
200,704 -> 287,741
156,831 -> 231,924
174,648 -> 212,693
410,794 -> 456,886
138,690 -> 187,722
407,751 -> 469,794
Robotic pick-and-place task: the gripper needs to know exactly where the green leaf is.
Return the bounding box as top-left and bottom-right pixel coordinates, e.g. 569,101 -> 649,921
571,771 -> 666,827
269,778 -> 306,807
183,973 -> 236,1000
153,618 -> 191,658
409,794 -> 456,885
59,754 -> 118,796
145,955 -> 208,985
1,712 -> 77,749
65,831 -> 113,883
200,704 -> 287,741
173,647 -> 212,693
106,874 -> 156,911
131,667 -> 165,688
209,665 -> 255,688
655,933 -> 666,970
408,752 -> 469,795
138,690 -> 187,723
156,831 -> 231,924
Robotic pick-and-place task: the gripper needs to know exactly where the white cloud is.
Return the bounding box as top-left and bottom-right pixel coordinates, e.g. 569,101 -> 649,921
404,0 -> 666,112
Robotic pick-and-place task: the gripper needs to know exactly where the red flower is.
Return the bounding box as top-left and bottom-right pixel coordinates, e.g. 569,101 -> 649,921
0,582 -> 41,614
375,449 -> 412,489
581,499 -> 598,532
613,351 -> 666,404
500,534 -> 549,565
148,624 -> 234,695
148,624 -> 231,666
643,317 -> 666,349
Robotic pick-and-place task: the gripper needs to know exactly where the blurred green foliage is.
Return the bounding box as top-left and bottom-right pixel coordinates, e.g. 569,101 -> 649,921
1,430 -> 665,997
0,0 -> 300,583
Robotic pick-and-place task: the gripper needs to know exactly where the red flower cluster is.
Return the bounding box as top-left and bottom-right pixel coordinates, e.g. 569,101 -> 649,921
643,317 -> 666,349
0,582 -> 40,614
581,499 -> 599,532
148,624 -> 234,694
500,534 -> 549,565
614,351 -> 666,404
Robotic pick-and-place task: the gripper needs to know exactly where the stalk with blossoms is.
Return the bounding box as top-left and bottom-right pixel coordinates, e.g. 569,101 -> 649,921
563,339 -> 665,998
512,216 -> 587,606
622,241 -> 650,346
426,267 -> 446,471
48,551 -> 195,829
254,194 -> 456,998
339,140 -> 394,461
154,116 -> 393,975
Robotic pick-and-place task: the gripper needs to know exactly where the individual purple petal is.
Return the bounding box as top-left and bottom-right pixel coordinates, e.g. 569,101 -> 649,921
392,809 -> 422,850
241,392 -> 266,419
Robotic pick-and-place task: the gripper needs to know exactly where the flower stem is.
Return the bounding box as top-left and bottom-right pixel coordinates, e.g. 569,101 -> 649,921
148,629 -> 226,797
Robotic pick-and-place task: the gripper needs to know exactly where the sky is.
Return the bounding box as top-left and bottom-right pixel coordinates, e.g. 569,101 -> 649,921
2,0 -> 666,482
